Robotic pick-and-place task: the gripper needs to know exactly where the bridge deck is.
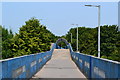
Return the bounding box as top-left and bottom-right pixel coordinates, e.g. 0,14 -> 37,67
32,49 -> 86,78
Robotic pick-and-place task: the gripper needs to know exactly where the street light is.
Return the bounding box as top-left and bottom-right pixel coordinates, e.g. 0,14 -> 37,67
71,33 -> 72,43
85,5 -> 101,58
85,5 -> 100,7
71,24 -> 79,53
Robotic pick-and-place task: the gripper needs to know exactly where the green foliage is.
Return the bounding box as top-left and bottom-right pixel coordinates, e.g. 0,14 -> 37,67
1,18 -> 120,62
65,25 -> 120,62
2,18 -> 57,59
0,26 -> 2,59
1,25 -> 14,59
57,41 -> 66,48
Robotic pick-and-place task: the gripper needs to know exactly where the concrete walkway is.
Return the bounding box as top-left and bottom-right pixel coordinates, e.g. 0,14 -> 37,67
32,49 -> 86,78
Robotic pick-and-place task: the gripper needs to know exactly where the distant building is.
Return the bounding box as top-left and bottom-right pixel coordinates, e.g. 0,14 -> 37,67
118,1 -> 120,31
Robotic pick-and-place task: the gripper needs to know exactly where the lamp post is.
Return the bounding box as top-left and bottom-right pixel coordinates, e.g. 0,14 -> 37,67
71,24 -> 79,52
71,33 -> 72,43
85,5 -> 101,58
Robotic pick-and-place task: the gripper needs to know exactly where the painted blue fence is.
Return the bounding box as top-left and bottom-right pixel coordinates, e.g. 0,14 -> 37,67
71,52 -> 120,79
1,42 -> 120,79
67,43 -> 73,53
0,43 -> 56,79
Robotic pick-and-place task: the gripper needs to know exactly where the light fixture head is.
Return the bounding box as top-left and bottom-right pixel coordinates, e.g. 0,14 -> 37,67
85,5 -> 92,7
85,5 -> 100,7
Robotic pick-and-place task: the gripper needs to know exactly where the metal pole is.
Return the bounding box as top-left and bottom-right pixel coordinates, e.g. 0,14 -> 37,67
71,33 -> 72,43
98,6 -> 100,58
85,5 -> 101,58
77,25 -> 78,52
71,24 -> 79,52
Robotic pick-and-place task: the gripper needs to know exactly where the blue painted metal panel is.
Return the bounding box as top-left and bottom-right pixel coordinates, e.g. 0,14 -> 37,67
1,43 -> 120,79
0,50 -> 53,79
91,57 -> 119,78
77,53 -> 83,70
18,72 -> 26,78
71,51 -> 120,79
74,53 -> 91,78
2,60 -> 8,78
36,53 -> 42,71
0,62 -> 2,80
118,64 -> 120,78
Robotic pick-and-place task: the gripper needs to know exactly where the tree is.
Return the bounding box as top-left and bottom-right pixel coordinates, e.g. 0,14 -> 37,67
65,25 -> 120,62
2,18 -> 58,59
11,18 -> 57,57
1,26 -> 14,59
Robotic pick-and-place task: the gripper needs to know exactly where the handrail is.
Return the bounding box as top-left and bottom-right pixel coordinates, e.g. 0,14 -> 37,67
71,52 -> 120,79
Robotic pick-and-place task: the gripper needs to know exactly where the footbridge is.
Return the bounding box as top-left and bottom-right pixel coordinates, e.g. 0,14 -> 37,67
0,38 -> 120,79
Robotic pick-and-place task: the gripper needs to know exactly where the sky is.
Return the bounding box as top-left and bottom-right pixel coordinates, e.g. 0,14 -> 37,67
1,0 -> 120,2
2,2 -> 118,36
118,2 -> 120,31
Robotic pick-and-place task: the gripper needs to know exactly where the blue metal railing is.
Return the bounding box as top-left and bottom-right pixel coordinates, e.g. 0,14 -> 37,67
0,43 -> 56,79
1,42 -> 120,79
0,51 -> 51,79
71,52 -> 120,79
68,43 -> 120,79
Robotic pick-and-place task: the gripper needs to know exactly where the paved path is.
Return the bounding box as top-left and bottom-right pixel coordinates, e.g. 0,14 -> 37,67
32,49 -> 86,78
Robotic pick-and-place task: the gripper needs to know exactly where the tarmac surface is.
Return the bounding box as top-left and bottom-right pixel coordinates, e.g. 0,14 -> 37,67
32,49 -> 86,79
